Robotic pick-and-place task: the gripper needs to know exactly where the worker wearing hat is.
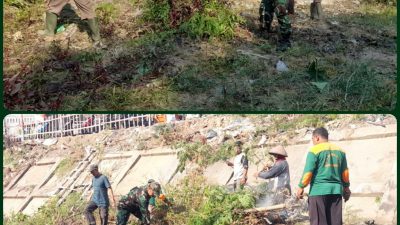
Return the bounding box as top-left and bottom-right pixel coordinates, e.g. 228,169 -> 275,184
226,141 -> 249,191
116,181 -> 163,225
254,145 -> 291,194
85,164 -> 116,225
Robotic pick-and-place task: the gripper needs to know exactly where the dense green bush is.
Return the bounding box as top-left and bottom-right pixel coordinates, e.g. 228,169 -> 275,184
179,0 -> 242,39
142,0 -> 242,38
142,0 -> 171,29
362,0 -> 396,6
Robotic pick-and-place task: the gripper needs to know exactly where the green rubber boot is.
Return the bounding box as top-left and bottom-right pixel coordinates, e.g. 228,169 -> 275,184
45,12 -> 58,35
38,11 -> 58,39
87,18 -> 101,41
87,18 -> 106,49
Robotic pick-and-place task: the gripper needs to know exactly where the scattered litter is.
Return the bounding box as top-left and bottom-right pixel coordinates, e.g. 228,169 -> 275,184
350,39 -> 358,45
56,25 -> 66,34
330,21 -> 340,25
276,60 -> 289,72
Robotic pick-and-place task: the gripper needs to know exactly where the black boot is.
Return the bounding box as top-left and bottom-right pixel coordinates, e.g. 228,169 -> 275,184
276,33 -> 291,52
259,5 -> 272,32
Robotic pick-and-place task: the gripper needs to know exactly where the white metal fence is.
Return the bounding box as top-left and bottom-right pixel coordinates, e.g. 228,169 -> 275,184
3,114 -> 160,143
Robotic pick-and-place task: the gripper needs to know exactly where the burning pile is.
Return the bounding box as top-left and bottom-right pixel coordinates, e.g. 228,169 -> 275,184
234,185 -> 309,225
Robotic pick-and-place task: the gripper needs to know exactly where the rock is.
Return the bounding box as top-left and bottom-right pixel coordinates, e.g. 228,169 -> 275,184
206,129 -> 218,139
13,31 -> 22,42
218,134 -> 229,144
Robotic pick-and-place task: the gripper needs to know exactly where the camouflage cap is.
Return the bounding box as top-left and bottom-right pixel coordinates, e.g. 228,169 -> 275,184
148,182 -> 162,197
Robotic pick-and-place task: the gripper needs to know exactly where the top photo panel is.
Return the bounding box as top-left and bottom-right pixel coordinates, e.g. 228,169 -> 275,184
3,0 -> 396,111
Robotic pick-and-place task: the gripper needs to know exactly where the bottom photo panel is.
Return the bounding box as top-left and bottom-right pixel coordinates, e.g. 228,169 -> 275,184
3,114 -> 397,225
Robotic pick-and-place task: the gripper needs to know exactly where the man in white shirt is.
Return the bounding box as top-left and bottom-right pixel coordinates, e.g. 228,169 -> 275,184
226,141 -> 249,191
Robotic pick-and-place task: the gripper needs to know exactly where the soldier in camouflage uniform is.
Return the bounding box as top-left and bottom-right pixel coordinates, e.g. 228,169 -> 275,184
259,0 -> 292,51
116,182 -> 162,225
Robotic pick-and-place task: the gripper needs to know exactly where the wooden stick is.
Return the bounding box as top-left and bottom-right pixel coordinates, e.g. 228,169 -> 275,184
243,203 -> 286,213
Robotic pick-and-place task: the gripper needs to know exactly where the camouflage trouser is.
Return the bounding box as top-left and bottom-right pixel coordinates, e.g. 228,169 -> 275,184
117,206 -> 148,225
84,202 -> 108,225
259,0 -> 292,37
46,0 -> 95,19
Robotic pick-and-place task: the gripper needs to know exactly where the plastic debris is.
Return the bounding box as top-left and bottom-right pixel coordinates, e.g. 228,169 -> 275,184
311,81 -> 328,91
276,60 -> 289,72
56,25 -> 66,33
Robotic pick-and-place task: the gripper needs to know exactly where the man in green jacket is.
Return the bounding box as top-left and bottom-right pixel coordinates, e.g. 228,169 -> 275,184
296,127 -> 351,225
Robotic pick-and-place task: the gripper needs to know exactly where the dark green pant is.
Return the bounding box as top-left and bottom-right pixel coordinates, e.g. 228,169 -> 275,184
117,206 -> 145,225
259,0 -> 292,36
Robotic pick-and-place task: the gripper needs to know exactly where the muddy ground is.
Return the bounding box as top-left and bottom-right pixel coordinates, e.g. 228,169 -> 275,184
3,1 -> 397,110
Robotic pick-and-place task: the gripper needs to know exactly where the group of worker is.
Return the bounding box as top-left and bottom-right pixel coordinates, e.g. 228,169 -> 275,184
85,127 -> 350,225
227,127 -> 351,225
41,0 -> 324,51
84,164 -> 167,225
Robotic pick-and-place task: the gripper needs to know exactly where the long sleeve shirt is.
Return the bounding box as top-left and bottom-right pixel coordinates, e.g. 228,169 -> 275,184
258,159 -> 291,191
298,142 -> 350,196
